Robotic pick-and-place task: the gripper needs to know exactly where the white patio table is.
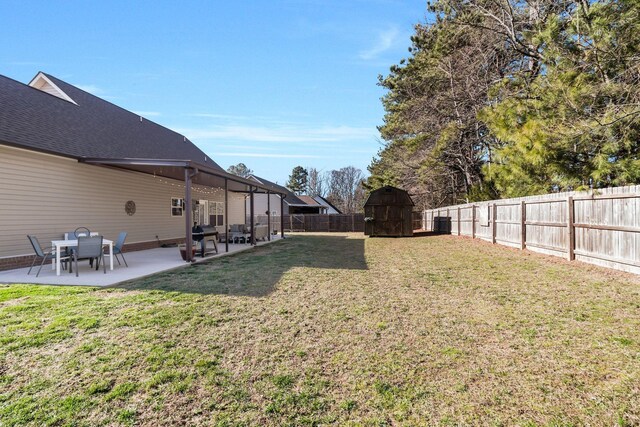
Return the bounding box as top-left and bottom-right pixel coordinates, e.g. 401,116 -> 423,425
51,238 -> 113,276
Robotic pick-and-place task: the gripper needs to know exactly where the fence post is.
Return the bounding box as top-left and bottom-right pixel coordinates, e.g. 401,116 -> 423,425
471,206 -> 476,239
492,203 -> 497,244
457,207 -> 461,236
520,201 -> 526,250
568,196 -> 575,261
446,208 -> 450,234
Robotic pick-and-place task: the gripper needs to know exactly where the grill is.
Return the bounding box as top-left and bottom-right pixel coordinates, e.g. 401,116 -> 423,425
192,225 -> 219,257
198,225 -> 218,240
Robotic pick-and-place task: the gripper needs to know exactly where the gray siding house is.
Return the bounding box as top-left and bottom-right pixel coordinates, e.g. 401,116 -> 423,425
0,72 -> 284,268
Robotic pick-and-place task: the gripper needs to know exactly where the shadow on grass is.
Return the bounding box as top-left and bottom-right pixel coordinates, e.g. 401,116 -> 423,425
115,234 -> 366,297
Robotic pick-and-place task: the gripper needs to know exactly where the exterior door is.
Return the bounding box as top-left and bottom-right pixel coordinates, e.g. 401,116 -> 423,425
373,205 -> 403,236
194,200 -> 209,225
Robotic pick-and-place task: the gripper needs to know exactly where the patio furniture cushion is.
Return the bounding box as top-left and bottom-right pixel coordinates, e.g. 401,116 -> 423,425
254,225 -> 269,241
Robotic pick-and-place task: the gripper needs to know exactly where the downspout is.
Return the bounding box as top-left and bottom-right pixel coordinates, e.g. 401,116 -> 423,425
267,191 -> 271,241
224,177 -> 229,253
184,167 -> 199,262
280,194 -> 285,239
250,186 -> 256,245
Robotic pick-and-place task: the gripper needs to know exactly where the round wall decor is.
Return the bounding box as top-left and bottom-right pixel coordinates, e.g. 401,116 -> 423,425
125,200 -> 136,216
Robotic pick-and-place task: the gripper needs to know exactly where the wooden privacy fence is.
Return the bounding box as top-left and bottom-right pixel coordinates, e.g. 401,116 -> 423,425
283,214 -> 364,232
421,184 -> 640,275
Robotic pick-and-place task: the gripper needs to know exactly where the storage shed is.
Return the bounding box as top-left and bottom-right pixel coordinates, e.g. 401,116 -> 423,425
364,186 -> 414,237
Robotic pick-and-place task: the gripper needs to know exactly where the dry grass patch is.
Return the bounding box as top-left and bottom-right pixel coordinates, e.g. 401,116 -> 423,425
1,233 -> 639,426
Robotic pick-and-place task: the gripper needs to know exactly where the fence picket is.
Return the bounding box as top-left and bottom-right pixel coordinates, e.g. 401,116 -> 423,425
421,185 -> 640,274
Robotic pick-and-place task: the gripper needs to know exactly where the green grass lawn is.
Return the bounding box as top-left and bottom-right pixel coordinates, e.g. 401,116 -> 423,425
1,233 -> 639,426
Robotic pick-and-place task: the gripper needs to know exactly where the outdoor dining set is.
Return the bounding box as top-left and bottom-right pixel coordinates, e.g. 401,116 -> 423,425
26,223 -> 274,277
224,223 -> 269,244
27,228 -> 128,277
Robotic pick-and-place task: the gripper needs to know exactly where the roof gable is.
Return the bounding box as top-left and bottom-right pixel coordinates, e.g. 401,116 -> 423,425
28,72 -> 77,104
314,196 -> 342,214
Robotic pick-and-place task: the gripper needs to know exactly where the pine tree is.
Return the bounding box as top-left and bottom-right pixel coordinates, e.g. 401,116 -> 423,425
481,0 -> 640,196
286,166 -> 308,195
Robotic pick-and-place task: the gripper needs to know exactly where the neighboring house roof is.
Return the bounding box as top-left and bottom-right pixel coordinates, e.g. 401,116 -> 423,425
0,72 -> 222,169
297,195 -> 320,206
313,196 -> 342,214
247,175 -> 309,205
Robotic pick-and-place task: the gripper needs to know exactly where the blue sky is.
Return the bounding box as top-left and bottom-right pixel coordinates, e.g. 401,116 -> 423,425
1,0 -> 428,185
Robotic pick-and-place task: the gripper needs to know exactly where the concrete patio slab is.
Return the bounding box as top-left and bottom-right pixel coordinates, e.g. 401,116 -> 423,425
0,236 -> 284,287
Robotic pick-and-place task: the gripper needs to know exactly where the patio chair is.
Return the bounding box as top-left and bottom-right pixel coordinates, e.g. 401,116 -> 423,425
110,231 -> 128,267
62,231 -> 78,258
71,236 -> 106,277
73,227 -> 91,238
65,229 -> 98,266
229,224 -> 249,243
27,235 -> 69,277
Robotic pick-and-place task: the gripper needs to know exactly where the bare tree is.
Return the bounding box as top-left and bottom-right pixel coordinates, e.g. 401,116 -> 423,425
326,166 -> 365,213
307,168 -> 326,197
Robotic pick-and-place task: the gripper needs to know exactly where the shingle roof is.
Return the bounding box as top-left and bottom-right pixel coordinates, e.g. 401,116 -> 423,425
0,72 -> 222,169
247,175 -> 308,205
297,195 -> 320,206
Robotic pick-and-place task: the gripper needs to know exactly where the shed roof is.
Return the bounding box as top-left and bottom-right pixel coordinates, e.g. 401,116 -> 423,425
364,186 -> 415,206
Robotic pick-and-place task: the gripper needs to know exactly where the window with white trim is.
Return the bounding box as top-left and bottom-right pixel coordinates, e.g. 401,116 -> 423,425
171,197 -> 184,217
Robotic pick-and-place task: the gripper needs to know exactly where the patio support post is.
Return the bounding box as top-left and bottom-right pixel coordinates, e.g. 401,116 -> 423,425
280,195 -> 285,238
184,167 -> 196,262
224,177 -> 229,253
250,186 -> 256,245
267,191 -> 271,241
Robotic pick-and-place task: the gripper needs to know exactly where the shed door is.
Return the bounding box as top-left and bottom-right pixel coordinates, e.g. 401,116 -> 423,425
373,206 -> 403,236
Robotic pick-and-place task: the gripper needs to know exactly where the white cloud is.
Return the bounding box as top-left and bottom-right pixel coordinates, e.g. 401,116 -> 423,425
176,124 -> 377,144
213,152 -> 325,159
74,84 -> 105,95
215,144 -> 279,151
359,27 -> 400,60
134,111 -> 162,117
188,113 -> 250,120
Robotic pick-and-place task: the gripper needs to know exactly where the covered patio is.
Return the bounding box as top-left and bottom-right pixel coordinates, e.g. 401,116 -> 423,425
0,236 -> 283,287
80,157 -> 287,262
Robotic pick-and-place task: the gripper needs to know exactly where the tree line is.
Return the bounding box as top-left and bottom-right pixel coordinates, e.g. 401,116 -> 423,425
367,0 -> 640,209
226,163 -> 366,213
288,166 -> 366,214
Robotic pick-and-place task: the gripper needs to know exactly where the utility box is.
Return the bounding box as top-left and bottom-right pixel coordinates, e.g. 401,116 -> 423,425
364,186 -> 415,237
